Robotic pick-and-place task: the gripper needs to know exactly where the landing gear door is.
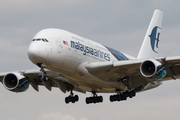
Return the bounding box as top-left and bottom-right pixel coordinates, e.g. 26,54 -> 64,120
56,41 -> 62,53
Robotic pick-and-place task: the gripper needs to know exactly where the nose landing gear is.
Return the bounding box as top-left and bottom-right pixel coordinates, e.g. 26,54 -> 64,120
39,64 -> 52,91
40,65 -> 48,81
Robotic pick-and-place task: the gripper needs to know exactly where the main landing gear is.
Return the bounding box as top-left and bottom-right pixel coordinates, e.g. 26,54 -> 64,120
65,90 -> 136,104
110,90 -> 136,102
65,90 -> 79,104
85,91 -> 103,104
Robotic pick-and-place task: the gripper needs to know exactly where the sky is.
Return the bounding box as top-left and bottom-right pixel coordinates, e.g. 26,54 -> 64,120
0,0 -> 180,120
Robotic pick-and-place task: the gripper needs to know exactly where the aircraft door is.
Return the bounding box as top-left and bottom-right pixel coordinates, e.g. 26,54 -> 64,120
45,42 -> 52,56
56,41 -> 62,53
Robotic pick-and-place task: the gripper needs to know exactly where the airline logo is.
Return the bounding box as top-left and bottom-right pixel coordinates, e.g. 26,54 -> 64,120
149,26 -> 161,53
70,41 -> 110,61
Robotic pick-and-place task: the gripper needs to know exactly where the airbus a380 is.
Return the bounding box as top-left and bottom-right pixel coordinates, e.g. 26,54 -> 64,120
1,9 -> 180,104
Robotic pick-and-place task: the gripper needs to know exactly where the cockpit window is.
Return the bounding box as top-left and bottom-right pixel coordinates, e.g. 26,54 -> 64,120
36,39 -> 41,41
44,39 -> 49,42
32,38 -> 49,42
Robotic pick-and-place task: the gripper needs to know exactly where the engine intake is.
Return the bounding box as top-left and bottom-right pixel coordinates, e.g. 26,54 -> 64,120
3,72 -> 29,92
140,60 -> 167,80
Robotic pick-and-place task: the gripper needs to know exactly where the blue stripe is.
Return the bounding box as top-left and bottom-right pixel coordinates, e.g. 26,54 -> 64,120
155,69 -> 167,79
150,69 -> 166,81
16,82 -> 29,92
112,49 -> 127,60
104,46 -> 128,61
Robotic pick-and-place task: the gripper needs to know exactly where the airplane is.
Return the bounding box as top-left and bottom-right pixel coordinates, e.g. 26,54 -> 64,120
0,9 -> 180,104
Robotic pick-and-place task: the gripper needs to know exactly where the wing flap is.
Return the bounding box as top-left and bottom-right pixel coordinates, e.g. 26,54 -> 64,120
160,56 -> 180,80
29,79 -> 39,91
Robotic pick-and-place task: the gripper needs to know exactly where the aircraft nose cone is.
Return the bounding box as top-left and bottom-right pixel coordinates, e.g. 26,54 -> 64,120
28,42 -> 40,64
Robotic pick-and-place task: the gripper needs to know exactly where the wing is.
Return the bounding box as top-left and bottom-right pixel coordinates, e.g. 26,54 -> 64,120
0,69 -> 85,93
85,56 -> 180,90
159,56 -> 180,80
1,56 -> 180,94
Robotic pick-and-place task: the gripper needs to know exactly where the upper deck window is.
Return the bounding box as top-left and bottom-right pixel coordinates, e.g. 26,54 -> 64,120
32,38 -> 49,42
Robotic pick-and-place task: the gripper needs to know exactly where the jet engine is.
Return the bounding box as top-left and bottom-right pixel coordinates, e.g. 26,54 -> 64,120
140,59 -> 167,80
2,72 -> 29,92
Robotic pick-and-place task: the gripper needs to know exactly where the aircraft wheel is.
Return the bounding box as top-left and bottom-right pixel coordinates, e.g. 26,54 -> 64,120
129,92 -> 133,98
65,95 -> 79,104
65,97 -> 70,104
92,97 -> 96,103
86,96 -> 103,104
86,97 -> 90,104
110,95 -> 114,102
74,95 -> 79,101
121,93 -> 127,100
132,90 -> 136,97
117,95 -> 121,101
98,96 -> 103,102
71,97 -> 75,103
41,75 -> 48,82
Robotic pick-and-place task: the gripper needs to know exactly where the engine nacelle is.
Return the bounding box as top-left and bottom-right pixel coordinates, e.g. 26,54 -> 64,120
140,59 -> 167,80
2,72 -> 29,92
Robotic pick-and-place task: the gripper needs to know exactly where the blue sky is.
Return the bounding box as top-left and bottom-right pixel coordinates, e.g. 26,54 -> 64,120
0,0 -> 180,120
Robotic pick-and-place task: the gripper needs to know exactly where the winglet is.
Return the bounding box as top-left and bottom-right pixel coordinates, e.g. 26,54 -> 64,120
137,9 -> 163,59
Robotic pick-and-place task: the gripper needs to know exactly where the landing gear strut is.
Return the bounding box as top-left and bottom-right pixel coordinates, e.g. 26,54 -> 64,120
86,91 -> 103,104
65,90 -> 79,104
40,65 -> 48,82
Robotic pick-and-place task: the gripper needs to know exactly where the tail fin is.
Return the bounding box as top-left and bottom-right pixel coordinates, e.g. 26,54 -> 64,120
137,9 -> 163,59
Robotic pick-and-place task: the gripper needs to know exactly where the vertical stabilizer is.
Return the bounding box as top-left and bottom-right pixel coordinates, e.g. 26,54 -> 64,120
137,9 -> 163,59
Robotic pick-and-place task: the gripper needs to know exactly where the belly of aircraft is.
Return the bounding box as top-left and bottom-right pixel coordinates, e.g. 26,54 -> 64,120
46,63 -> 127,93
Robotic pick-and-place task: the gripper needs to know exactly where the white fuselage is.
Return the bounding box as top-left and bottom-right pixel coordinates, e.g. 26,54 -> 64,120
28,28 -> 135,92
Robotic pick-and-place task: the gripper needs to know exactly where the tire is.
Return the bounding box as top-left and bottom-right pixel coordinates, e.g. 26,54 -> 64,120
128,92 -> 133,98
65,97 -> 69,104
110,95 -> 114,102
132,91 -> 136,97
92,97 -> 96,103
117,95 -> 121,101
122,94 -> 127,100
99,96 -> 103,102
86,97 -> 90,104
74,95 -> 79,101
43,76 -> 48,82
71,97 -> 75,103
